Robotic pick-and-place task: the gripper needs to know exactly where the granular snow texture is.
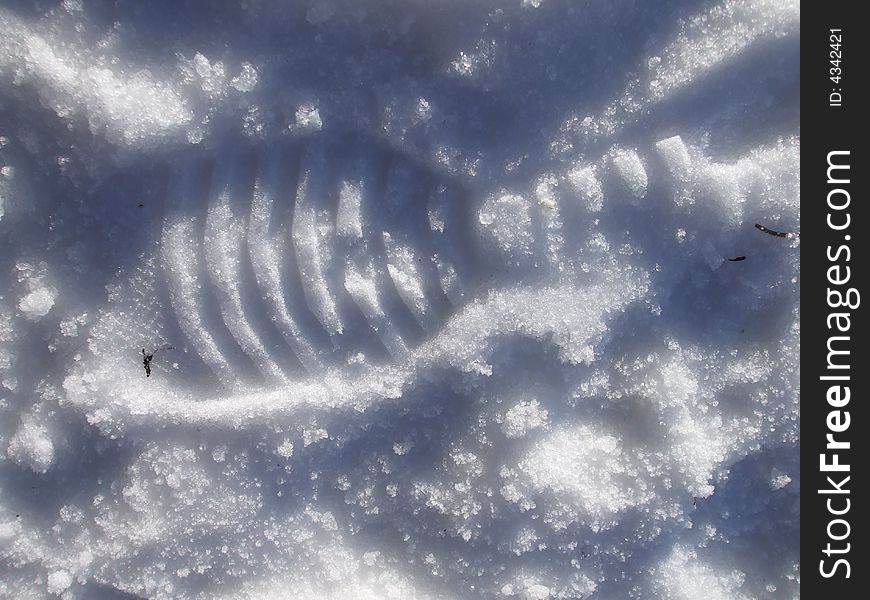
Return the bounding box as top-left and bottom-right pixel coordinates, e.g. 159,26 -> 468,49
0,1 -> 799,599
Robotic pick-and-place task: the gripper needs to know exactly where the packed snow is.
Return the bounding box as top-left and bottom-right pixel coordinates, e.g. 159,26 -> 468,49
0,1 -> 799,599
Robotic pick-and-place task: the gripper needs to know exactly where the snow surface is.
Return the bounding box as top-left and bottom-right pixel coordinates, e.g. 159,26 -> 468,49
0,1 -> 799,599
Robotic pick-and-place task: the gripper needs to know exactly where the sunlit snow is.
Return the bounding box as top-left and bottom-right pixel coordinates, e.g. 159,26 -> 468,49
0,1 -> 799,598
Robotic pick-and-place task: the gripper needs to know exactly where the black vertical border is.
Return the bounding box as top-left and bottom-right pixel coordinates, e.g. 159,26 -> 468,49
803,3 -> 866,596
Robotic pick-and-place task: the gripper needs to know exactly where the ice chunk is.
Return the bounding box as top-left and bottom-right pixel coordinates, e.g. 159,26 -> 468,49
7,416 -> 55,473
303,428 -> 329,446
192,52 -> 227,95
16,262 -> 58,321
610,149 -> 648,199
18,286 -> 58,320
502,399 -> 548,438
231,62 -> 259,92
276,439 -> 295,459
46,570 -> 73,595
769,469 -> 792,490
566,165 -> 604,212
293,104 -> 323,132
478,193 -> 533,257
655,135 -> 694,182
